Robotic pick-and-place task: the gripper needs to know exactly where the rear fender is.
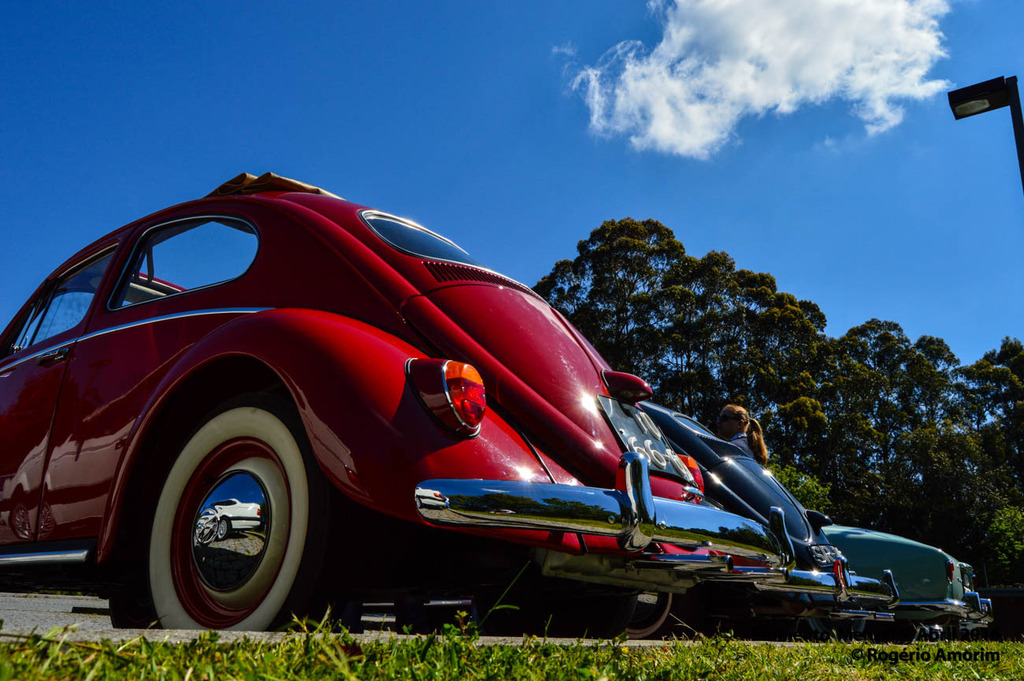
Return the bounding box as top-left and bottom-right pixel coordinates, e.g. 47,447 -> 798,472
97,308 -> 551,562
822,525 -> 956,602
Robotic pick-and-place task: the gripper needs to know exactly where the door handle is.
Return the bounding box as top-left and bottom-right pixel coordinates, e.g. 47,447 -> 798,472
36,346 -> 70,365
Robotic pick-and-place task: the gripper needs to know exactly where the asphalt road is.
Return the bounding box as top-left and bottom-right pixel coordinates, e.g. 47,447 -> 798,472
0,593 -> 699,646
0,592 -> 112,632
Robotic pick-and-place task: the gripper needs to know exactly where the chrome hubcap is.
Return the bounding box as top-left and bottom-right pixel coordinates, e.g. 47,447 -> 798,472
191,472 -> 270,591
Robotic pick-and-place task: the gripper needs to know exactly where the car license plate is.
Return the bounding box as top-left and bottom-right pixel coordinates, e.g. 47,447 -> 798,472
597,395 -> 693,483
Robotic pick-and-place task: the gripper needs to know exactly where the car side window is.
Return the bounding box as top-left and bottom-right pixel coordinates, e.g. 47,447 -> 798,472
9,252 -> 113,354
111,217 -> 258,308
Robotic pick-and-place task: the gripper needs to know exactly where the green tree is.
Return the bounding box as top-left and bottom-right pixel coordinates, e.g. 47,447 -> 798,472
770,463 -> 832,514
534,218 -> 687,381
985,506 -> 1024,585
535,217 -> 1022,574
958,338 -> 1024,486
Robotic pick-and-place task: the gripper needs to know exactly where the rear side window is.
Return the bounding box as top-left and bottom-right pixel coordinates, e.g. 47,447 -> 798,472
362,212 -> 482,267
111,217 -> 258,308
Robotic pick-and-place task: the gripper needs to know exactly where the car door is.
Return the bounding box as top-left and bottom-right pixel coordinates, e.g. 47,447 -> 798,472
0,248 -> 113,545
39,213 -> 262,543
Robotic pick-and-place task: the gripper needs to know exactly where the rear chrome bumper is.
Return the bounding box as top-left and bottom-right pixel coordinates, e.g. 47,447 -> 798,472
695,562 -> 899,610
895,591 -> 993,624
416,451 -> 783,563
415,452 -> 898,611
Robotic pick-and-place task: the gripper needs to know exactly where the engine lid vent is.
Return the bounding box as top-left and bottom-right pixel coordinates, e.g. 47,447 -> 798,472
424,261 -> 537,297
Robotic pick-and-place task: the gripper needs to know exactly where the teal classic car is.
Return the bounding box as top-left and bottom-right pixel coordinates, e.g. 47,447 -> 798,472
822,525 -> 992,636
639,403 -> 989,640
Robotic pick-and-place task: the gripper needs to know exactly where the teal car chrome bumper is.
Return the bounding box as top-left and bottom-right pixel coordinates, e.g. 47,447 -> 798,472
822,525 -> 992,626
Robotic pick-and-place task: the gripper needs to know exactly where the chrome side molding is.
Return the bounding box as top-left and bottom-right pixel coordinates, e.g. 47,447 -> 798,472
0,549 -> 90,567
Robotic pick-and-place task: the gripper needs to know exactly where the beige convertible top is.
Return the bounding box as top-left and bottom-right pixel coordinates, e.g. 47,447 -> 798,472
206,172 -> 342,199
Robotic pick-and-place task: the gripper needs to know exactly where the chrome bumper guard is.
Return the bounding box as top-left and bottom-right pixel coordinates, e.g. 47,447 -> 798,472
415,452 -> 897,609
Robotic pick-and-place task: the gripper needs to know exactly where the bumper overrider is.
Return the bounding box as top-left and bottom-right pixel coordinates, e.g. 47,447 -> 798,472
414,452 -> 898,612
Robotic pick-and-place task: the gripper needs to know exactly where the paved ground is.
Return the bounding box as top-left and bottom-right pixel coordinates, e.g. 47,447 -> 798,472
0,593 -> 112,633
0,592 -> 698,646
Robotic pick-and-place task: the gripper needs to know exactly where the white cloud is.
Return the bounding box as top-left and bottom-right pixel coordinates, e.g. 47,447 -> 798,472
552,42 -> 577,58
573,0 -> 952,159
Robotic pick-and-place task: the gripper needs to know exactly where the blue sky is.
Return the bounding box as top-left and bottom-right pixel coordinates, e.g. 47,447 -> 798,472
1,1 -> 1022,366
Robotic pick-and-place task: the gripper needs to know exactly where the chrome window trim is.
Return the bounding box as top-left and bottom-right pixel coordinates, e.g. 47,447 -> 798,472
53,242 -> 120,283
358,209 -> 491,267
359,209 -> 467,255
358,209 -> 535,289
644,404 -> 720,441
0,308 -> 270,375
673,413 -> 719,439
106,214 -> 261,312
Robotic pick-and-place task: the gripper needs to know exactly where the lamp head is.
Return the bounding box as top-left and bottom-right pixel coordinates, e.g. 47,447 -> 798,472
949,76 -> 1012,120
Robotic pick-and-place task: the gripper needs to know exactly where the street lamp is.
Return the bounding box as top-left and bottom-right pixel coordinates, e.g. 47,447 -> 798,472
948,76 -> 1024,197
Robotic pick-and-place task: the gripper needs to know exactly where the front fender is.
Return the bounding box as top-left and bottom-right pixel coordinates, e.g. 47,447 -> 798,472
98,308 -> 553,562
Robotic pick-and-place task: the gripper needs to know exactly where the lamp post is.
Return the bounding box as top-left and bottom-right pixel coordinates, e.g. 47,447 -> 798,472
948,76 -> 1024,198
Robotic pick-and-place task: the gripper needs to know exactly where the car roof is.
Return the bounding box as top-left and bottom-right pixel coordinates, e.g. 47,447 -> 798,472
46,173 -> 349,282
206,172 -> 343,199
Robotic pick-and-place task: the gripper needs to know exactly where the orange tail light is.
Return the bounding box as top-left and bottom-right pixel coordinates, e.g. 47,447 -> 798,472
407,358 -> 486,437
678,453 -> 704,493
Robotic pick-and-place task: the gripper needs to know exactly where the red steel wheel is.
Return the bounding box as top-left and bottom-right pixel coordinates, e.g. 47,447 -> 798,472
148,397 -> 322,629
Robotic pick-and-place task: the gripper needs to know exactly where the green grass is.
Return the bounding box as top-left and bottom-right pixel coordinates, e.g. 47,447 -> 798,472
0,622 -> 1020,681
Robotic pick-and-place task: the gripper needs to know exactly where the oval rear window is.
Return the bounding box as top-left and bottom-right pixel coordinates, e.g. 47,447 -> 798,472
362,212 -> 482,268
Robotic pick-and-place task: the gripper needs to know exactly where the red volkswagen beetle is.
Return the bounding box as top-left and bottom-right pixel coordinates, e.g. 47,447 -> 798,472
0,173 -> 804,633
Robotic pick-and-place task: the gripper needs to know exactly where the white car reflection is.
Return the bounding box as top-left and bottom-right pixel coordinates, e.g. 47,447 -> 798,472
193,498 -> 263,546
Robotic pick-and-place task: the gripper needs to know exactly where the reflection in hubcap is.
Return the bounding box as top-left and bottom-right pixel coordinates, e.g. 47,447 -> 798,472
191,472 -> 270,591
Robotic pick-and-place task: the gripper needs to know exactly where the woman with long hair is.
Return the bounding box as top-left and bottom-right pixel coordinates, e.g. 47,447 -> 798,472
716,404 -> 768,466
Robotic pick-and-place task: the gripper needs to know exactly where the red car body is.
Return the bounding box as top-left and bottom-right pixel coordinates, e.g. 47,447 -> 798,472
0,173 -> 790,632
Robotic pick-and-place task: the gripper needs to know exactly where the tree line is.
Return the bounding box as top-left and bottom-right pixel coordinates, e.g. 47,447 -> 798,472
534,218 -> 1024,585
